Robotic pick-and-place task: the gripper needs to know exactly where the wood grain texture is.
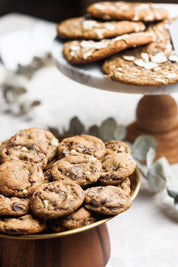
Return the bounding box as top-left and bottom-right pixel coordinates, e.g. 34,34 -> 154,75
126,95 -> 178,164
0,223 -> 110,267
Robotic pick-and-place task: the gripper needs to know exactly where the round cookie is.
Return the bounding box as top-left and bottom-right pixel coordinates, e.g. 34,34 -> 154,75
49,207 -> 96,232
9,128 -> 59,161
0,160 -> 44,197
105,140 -> 131,155
87,2 -> 169,22
0,194 -> 29,216
63,31 -> 153,64
0,143 -> 47,169
57,16 -> 145,40
0,214 -> 46,235
99,152 -> 136,185
58,135 -> 105,159
30,180 -> 84,220
85,185 -> 132,215
51,155 -> 102,187
118,178 -> 131,195
103,19 -> 178,86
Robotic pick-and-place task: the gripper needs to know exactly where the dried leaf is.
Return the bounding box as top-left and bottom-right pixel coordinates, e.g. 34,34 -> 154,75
99,117 -> 117,141
132,135 -> 157,161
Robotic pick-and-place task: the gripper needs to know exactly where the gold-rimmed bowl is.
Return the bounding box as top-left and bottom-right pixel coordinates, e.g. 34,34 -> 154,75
0,167 -> 141,240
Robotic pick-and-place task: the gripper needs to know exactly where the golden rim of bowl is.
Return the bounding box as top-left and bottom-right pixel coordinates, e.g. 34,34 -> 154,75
0,167 -> 141,240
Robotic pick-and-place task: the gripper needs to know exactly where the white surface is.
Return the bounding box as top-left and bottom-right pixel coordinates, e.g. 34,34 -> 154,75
0,12 -> 178,267
53,4 -> 178,95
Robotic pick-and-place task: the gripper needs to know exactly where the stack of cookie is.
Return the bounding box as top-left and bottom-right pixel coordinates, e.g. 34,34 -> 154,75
57,1 -> 178,86
0,128 -> 136,235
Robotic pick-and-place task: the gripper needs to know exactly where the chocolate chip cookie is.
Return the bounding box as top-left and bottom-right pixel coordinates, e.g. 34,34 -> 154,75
0,214 -> 46,235
9,128 -> 59,161
58,135 -> 105,159
87,2 -> 169,22
30,180 -> 84,220
99,152 -> 136,185
51,155 -> 102,187
0,194 -> 29,216
118,178 -> 131,195
103,19 -> 178,86
105,140 -> 131,155
85,185 -> 132,215
0,160 -> 44,197
0,143 -> 47,169
49,207 -> 96,232
57,16 -> 145,40
63,31 -> 153,64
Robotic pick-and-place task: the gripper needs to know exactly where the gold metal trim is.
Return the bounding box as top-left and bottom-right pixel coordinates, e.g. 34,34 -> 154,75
0,167 -> 141,240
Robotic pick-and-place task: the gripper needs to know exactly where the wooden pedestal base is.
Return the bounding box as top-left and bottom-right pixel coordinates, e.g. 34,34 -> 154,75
126,95 -> 178,164
0,223 -> 110,267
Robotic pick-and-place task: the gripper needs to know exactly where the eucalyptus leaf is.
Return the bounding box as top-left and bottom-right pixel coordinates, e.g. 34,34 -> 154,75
113,125 -> 126,141
69,116 -> 85,135
48,127 -> 60,137
147,157 -> 172,192
147,171 -> 166,192
146,147 -> 156,169
88,125 -> 99,137
151,157 -> 178,196
174,199 -> 178,210
99,117 -> 117,141
132,135 -> 157,161
135,159 -> 148,179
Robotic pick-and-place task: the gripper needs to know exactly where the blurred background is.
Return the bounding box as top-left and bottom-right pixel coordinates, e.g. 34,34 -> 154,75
0,0 -> 177,23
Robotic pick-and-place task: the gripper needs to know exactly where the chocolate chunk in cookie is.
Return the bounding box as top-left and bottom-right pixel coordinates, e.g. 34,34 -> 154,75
0,160 -> 44,197
9,128 -> 59,162
44,169 -> 54,183
85,185 -> 132,215
105,140 -> 131,155
58,135 -> 105,159
87,2 -> 169,22
57,16 -> 145,40
63,32 -> 153,64
103,19 -> 178,86
0,194 -> 29,216
30,180 -> 84,220
0,214 -> 46,235
99,152 -> 136,185
51,155 -> 102,187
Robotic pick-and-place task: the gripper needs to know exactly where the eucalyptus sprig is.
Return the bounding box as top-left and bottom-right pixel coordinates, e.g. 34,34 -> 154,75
48,116 -> 126,142
130,136 -> 178,209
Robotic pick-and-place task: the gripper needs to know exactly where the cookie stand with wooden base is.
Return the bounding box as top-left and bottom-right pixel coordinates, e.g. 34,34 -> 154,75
53,2 -> 178,164
0,170 -> 140,267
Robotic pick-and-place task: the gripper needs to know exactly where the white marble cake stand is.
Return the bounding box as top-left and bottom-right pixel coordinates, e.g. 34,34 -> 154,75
52,3 -> 178,164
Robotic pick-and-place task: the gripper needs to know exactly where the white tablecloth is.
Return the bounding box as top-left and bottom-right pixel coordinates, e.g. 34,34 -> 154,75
0,13 -> 178,267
